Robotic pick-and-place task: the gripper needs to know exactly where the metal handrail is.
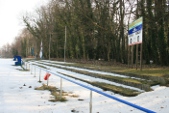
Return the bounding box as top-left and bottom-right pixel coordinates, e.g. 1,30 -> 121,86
27,62 -> 156,113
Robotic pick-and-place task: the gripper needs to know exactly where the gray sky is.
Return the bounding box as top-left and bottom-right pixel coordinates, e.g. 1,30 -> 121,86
0,0 -> 49,48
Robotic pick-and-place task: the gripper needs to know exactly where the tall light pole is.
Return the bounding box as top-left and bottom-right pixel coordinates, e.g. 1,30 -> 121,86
64,26 -> 67,62
49,4 -> 53,60
49,33 -> 51,60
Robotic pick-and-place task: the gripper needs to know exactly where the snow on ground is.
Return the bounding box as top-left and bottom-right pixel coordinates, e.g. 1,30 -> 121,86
0,59 -> 169,113
38,60 -> 128,78
31,60 -> 144,92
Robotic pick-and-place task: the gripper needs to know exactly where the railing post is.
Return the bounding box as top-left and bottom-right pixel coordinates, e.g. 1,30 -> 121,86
28,63 -> 30,70
47,71 -> 49,86
39,69 -> 41,82
60,78 -> 63,99
90,90 -> 93,113
31,65 -> 33,74
25,62 -> 27,70
34,66 -> 36,77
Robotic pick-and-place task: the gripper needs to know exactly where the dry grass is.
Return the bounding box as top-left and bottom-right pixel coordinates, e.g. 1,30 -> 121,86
59,72 -> 142,96
32,60 -> 169,97
35,84 -> 80,102
27,59 -> 169,77
73,63 -> 169,77
35,84 -> 67,102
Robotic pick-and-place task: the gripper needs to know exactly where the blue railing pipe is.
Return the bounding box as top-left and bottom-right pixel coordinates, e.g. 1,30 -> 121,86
30,63 -> 156,113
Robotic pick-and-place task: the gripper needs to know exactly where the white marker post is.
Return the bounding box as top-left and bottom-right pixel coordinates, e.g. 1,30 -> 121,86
39,69 -> 41,82
34,66 -> 36,77
60,78 -> 63,99
89,90 -> 92,113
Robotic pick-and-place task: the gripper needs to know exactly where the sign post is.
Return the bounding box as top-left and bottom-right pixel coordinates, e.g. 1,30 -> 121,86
128,17 -> 143,70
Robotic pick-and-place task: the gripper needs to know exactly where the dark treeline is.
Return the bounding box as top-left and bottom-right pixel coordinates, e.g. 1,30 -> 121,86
4,0 -> 169,65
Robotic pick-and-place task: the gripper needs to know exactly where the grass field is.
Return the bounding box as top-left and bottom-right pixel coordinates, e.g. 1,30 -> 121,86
26,59 -> 169,96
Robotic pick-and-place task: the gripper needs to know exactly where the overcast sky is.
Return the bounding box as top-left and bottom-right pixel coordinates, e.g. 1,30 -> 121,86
0,0 -> 49,48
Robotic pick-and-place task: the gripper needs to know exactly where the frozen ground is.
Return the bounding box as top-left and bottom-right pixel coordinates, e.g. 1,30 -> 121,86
0,58 -> 169,113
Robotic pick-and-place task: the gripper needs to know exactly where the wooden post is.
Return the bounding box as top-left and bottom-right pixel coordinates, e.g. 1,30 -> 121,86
128,46 -> 130,67
136,44 -> 138,70
140,43 -> 143,71
131,46 -> 134,67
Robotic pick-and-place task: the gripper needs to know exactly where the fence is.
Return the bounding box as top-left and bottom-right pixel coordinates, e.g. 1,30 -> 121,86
25,62 -> 156,113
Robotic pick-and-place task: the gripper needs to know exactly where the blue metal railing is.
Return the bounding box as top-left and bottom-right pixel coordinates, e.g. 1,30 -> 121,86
28,62 -> 156,113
